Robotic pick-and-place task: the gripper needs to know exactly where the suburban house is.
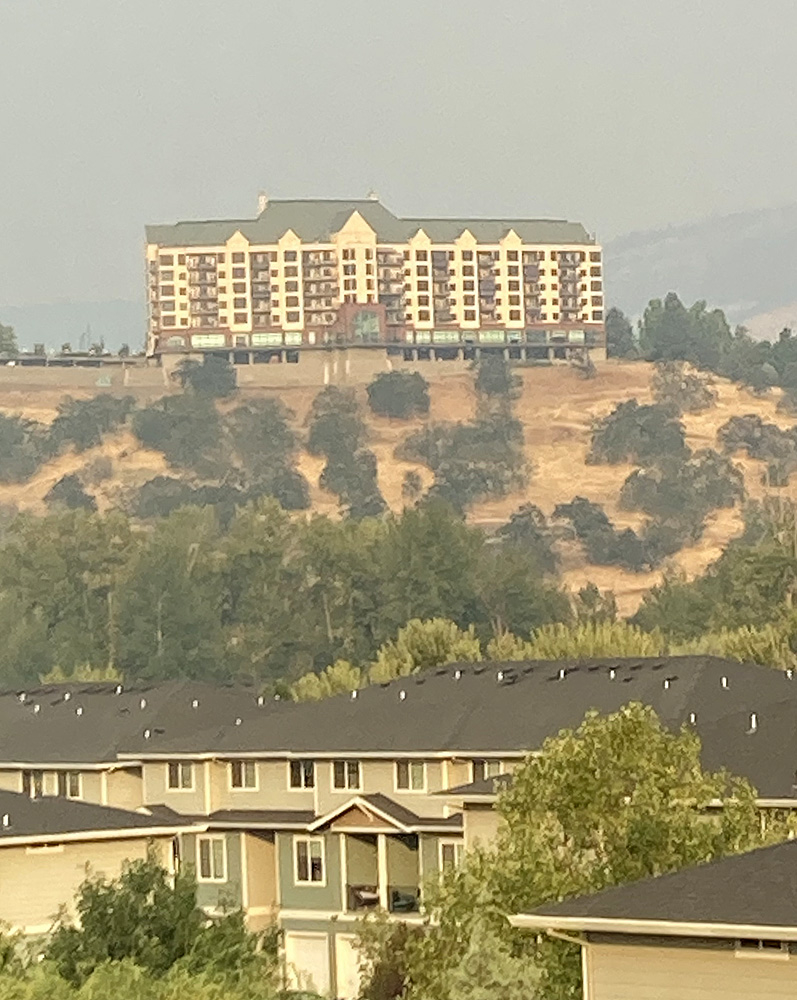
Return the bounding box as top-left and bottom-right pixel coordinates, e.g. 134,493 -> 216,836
2,654 -> 797,996
511,839 -> 797,999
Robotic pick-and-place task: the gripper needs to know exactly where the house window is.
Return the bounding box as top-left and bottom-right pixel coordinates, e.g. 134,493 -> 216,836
471,759 -> 503,782
333,760 -> 361,790
230,760 -> 257,790
439,840 -> 464,871
197,836 -> 227,882
294,836 -> 325,884
395,761 -> 426,792
167,761 -> 194,791
57,771 -> 82,799
21,770 -> 44,798
289,760 -> 315,789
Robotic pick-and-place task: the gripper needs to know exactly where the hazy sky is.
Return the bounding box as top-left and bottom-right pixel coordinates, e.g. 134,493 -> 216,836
1,0 -> 796,306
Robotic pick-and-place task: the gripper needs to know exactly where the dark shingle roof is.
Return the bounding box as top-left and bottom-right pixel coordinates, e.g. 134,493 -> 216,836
0,790 -> 185,841
358,793 -> 462,831
524,839 -> 797,930
0,680 -> 270,764
440,774 -> 514,799
124,657 -> 797,798
146,199 -> 594,247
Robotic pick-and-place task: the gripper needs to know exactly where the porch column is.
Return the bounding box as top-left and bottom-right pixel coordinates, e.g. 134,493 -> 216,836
377,834 -> 389,910
339,833 -> 348,911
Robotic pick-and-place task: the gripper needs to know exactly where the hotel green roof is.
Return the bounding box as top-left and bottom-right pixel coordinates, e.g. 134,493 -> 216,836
146,198 -> 595,247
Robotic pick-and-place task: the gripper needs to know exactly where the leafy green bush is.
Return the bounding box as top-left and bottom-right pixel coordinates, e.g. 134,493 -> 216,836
172,357 -> 237,398
320,448 -> 386,519
620,450 -> 744,521
588,399 -> 687,465
306,387 -> 366,460
474,355 -> 520,399
366,371 -> 430,419
48,395 -> 135,453
651,360 -> 717,413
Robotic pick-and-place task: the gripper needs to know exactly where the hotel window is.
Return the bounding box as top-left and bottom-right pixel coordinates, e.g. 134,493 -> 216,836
167,761 -> 193,790
283,251 -> 298,262
286,311 -> 300,322
590,251 -> 601,261
234,298 -> 247,309
395,760 -> 426,791
162,300 -> 175,312
509,295 -> 520,306
159,255 -> 174,266
418,281 -> 429,291
439,840 -> 464,871
592,310 -> 604,321
286,296 -> 299,307
461,250 -> 473,261
294,836 -> 325,884
289,760 -> 315,789
57,771 -> 82,799
343,264 -> 356,276
232,252 -> 245,263
508,281 -> 520,292
177,254 -> 186,265
418,296 -> 430,307
415,250 -> 428,261
463,280 -> 475,291
197,836 -> 227,882
464,295 -> 476,306
233,282 -> 247,293
464,310 -> 476,321
592,296 -> 604,307
218,270 -> 226,279
590,267 -> 601,276
160,270 -> 174,281
418,310 -> 430,321
510,310 -> 521,321
507,250 -> 519,261
230,760 -> 257,789
162,316 -> 177,326
462,265 -> 474,276
591,281 -> 602,292
232,267 -> 246,279
333,760 -> 361,790
234,312 -> 248,323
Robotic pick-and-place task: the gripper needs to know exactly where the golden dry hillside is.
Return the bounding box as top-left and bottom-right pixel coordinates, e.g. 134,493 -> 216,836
0,360 -> 794,615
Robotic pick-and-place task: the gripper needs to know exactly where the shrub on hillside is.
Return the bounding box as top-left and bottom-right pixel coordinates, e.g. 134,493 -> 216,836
367,371 -> 430,419
474,354 -> 521,399
44,474 -> 97,512
172,356 -> 237,398
553,496 -> 648,571
131,395 -> 225,478
620,450 -> 744,521
651,360 -> 718,413
48,395 -> 135,453
588,399 -> 687,465
320,448 -> 386,519
0,413 -> 47,483
306,386 -> 367,459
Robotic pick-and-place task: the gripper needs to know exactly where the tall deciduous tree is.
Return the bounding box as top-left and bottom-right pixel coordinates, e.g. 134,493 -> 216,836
604,306 -> 636,358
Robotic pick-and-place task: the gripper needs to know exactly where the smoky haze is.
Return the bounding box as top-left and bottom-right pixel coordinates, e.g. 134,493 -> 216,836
1,0 -> 796,308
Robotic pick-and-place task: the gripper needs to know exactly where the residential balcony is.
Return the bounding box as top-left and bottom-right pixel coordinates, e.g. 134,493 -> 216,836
188,272 -> 216,285
342,832 -> 421,916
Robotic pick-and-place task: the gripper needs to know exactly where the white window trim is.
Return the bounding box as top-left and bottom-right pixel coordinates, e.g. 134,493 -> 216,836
196,835 -> 227,883
394,760 -> 427,794
60,770 -> 83,800
228,760 -> 259,792
287,759 -> 315,791
438,838 -> 465,871
293,835 -> 327,887
332,760 -> 362,792
735,939 -> 790,960
166,761 -> 195,792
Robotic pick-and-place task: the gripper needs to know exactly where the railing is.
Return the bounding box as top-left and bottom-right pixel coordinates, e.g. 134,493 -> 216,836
389,886 -> 420,913
347,884 -> 380,912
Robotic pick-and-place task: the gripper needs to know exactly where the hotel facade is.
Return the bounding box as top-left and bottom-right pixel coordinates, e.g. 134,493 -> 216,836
145,196 -> 606,365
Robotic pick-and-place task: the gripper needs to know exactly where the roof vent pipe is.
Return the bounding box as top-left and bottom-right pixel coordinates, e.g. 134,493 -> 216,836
721,676 -> 729,690
114,685 -> 123,695
1,814 -> 8,828
558,668 -> 566,680
143,729 -> 151,740
18,693 -> 26,704
33,704 -> 40,715
454,669 -> 462,680
609,668 -> 616,680
664,679 -> 671,690
234,717 -> 242,726
399,690 -> 407,701
140,698 -> 147,709
788,669 -> 794,680
192,699 -> 199,709
497,671 -> 504,682
75,706 -> 83,716
689,712 -> 697,724
64,692 -> 71,702
257,191 -> 268,214
257,695 -> 265,706
749,712 -> 758,733
350,690 -> 358,700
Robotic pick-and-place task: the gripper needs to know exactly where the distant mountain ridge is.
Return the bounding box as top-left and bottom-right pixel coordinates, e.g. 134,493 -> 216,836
605,204 -> 797,338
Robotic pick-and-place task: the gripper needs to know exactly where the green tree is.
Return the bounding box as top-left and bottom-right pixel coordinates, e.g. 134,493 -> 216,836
44,474 -> 97,512
474,355 -> 520,400
587,399 -> 687,466
45,854 -> 271,987
604,306 -> 636,359
131,395 -> 226,478
403,705 -> 779,1000
369,618 -> 482,683
173,356 -> 237,398
0,414 -> 47,483
524,620 -> 665,659
651,360 -> 717,413
291,659 -> 362,701
367,371 -> 430,419
47,395 -> 135,453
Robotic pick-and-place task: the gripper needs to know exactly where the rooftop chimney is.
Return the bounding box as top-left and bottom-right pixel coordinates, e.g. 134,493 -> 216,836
257,191 -> 269,214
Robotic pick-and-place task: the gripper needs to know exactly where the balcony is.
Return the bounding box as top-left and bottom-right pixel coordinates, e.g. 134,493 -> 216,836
343,833 -> 422,916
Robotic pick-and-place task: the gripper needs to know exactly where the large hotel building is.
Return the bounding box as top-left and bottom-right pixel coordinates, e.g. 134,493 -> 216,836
145,196 -> 605,363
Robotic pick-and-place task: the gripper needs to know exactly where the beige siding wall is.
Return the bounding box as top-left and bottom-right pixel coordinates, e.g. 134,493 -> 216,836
0,836 -> 171,933
588,941 -> 797,1000
243,832 -> 277,916
0,771 -> 21,792
463,805 -> 501,850
106,768 -> 144,810
142,761 -> 207,814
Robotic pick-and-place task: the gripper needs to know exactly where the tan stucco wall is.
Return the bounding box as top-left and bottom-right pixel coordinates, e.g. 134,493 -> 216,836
587,941 -> 797,1000
463,804 -> 501,850
243,832 -> 277,918
0,836 -> 171,933
105,768 -> 144,810
142,761 -> 207,814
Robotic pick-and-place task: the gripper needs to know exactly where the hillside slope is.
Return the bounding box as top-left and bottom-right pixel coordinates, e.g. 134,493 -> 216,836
0,361 -> 794,616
